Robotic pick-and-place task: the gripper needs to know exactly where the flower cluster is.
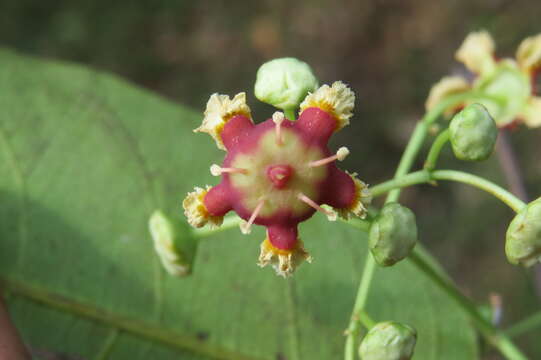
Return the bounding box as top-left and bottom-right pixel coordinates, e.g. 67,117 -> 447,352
426,31 -> 541,128
183,82 -> 371,277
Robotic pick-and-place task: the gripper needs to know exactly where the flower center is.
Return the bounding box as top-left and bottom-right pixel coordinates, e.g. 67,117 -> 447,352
266,164 -> 293,189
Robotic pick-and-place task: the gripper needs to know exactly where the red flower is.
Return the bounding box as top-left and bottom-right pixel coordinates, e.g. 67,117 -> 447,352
184,82 -> 371,277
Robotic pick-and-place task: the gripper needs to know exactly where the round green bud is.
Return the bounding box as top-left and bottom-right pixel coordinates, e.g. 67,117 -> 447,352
254,57 -> 318,110
449,103 -> 497,161
359,321 -> 417,360
369,203 -> 417,267
505,197 -> 541,267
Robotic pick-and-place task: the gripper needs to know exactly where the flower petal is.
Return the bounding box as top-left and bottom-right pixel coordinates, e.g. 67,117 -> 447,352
336,171 -> 372,220
258,237 -> 312,277
182,186 -> 224,228
299,81 -> 355,132
516,33 -> 541,73
455,31 -> 496,74
425,76 -> 470,111
194,92 -> 252,150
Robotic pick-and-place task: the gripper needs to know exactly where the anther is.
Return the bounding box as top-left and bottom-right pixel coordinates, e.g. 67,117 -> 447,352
240,199 -> 265,234
308,147 -> 350,167
272,111 -> 285,145
297,193 -> 337,221
210,164 -> 247,176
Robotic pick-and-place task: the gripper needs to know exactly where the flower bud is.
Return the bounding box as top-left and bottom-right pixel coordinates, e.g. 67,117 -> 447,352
149,210 -> 198,276
505,197 -> 541,267
359,321 -> 417,360
254,57 -> 318,110
449,103 -> 497,161
369,203 -> 417,267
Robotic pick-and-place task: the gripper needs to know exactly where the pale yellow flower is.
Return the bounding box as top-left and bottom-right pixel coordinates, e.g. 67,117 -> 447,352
426,31 -> 541,128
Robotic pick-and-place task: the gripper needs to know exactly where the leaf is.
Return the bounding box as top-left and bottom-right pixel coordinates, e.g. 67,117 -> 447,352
0,48 -> 479,360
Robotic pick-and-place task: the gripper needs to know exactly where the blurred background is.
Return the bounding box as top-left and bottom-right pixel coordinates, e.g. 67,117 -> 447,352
1,0 -> 540,358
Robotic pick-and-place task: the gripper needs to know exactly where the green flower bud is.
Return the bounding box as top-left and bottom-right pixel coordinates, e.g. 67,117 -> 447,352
254,57 -> 318,110
449,103 -> 497,161
369,203 -> 417,267
149,210 -> 198,276
505,197 -> 541,267
359,321 -> 417,360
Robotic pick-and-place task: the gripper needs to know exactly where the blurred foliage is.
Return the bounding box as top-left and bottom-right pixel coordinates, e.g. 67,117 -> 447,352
1,0 -> 540,358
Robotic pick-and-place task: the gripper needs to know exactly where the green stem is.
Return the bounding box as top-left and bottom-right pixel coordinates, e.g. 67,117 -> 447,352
424,129 -> 450,171
346,166 -> 528,358
343,212 -> 530,360
370,170 -> 526,213
344,93 -> 474,360
432,170 -> 526,212
505,310 -> 541,338
284,108 -> 296,121
192,215 -> 241,238
408,252 -> 528,360
370,170 -> 432,198
358,309 -> 376,330
344,255 -> 376,360
386,92 -> 475,202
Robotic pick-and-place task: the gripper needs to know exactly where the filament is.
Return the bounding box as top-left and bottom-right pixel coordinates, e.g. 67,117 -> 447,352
297,193 -> 337,221
308,147 -> 349,167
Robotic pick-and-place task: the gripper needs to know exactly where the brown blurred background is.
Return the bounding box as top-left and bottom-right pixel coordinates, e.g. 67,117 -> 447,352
1,0 -> 540,358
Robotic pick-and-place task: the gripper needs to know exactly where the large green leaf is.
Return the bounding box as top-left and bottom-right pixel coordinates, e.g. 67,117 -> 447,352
0,49 -> 478,359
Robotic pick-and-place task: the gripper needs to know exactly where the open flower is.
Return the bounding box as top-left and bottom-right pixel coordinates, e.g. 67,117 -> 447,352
426,31 -> 541,128
183,81 -> 371,277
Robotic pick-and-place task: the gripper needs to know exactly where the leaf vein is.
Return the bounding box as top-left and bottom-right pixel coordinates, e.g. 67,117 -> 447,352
0,123 -> 29,271
2,276 -> 267,360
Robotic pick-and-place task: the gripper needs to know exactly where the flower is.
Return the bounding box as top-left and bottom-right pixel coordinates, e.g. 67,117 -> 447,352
426,31 -> 541,128
183,81 -> 371,277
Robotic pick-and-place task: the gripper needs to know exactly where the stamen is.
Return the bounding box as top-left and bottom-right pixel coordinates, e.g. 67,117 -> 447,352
210,164 -> 247,176
272,111 -> 285,145
297,193 -> 337,221
240,199 -> 265,234
308,147 -> 350,167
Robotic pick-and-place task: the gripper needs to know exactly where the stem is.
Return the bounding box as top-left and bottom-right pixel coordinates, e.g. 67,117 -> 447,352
370,170 -> 431,198
192,215 -> 241,238
409,252 -> 528,360
345,167 -> 529,358
344,255 -> 376,360
424,129 -> 450,171
387,92 -> 475,202
505,310 -> 541,338
341,216 -> 530,359
370,170 -> 526,213
284,108 -> 296,121
432,170 -> 526,213
343,92 -> 475,360
358,309 -> 376,329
